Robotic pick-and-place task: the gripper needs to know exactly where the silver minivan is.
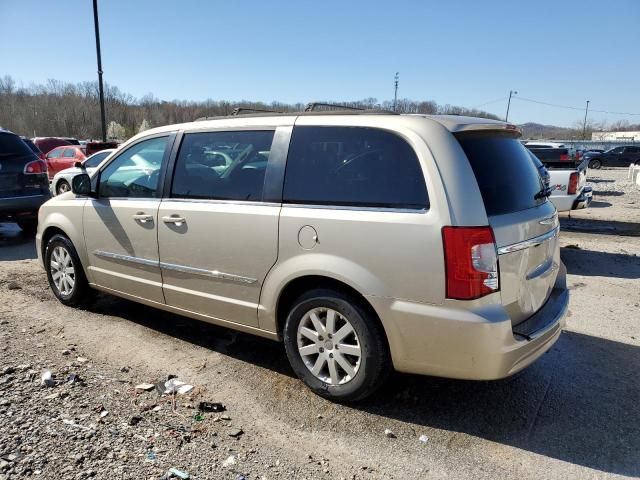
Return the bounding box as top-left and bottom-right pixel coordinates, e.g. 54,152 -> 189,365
36,112 -> 568,401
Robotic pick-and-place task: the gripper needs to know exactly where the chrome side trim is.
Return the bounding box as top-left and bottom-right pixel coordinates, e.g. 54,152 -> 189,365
94,250 -> 159,268
166,198 -> 280,207
159,262 -> 257,285
538,212 -> 558,225
283,203 -> 427,214
497,227 -> 559,255
0,194 -> 49,200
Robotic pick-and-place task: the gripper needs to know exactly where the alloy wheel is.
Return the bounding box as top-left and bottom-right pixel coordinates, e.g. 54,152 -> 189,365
50,246 -> 75,296
296,307 -> 362,385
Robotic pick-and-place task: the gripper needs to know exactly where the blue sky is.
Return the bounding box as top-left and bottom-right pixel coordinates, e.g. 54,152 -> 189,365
1,0 -> 639,127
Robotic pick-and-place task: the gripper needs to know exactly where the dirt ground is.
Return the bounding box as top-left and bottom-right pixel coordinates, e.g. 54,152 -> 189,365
0,167 -> 638,480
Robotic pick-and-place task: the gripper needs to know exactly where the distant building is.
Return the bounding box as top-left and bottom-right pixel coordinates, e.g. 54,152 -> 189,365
592,131 -> 640,142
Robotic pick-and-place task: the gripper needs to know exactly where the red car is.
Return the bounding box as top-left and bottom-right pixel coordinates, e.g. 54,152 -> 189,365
45,145 -> 86,179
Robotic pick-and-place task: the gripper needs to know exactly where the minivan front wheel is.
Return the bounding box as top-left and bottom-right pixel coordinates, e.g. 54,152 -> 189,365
283,289 -> 391,402
45,234 -> 91,307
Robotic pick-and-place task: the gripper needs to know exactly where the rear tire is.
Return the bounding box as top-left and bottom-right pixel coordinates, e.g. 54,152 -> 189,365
56,179 -> 71,195
283,288 -> 391,402
589,158 -> 602,169
45,234 -> 93,307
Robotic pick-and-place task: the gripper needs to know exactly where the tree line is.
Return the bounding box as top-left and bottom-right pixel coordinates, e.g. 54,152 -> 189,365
0,75 -> 501,140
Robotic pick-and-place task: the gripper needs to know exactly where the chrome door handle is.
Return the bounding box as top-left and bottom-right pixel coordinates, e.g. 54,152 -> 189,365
132,213 -> 154,223
162,215 -> 186,226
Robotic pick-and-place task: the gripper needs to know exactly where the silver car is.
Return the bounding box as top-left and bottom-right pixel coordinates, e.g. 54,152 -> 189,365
36,113 -> 568,401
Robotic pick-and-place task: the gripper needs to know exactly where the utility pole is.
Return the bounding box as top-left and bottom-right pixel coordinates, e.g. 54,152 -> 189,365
93,0 -> 107,141
393,72 -> 399,112
582,100 -> 590,140
505,89 -> 517,122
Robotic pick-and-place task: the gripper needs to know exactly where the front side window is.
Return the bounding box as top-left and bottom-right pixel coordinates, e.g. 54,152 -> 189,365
283,126 -> 429,209
83,150 -> 111,168
171,130 -> 275,201
62,148 -> 76,158
99,136 -> 169,198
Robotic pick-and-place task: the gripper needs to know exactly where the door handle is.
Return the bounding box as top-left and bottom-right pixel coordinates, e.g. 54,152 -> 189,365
162,215 -> 186,226
132,213 -> 154,223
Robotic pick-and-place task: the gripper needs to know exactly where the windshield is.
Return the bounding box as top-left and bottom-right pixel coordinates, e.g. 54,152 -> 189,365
0,133 -> 34,157
456,131 -> 546,216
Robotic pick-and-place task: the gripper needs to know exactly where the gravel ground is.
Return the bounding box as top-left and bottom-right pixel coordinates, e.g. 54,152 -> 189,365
0,167 -> 638,480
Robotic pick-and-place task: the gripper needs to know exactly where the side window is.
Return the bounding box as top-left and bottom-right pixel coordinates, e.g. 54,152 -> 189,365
48,148 -> 62,158
62,148 -> 76,158
171,130 -> 275,201
99,136 -> 169,198
283,126 -> 429,209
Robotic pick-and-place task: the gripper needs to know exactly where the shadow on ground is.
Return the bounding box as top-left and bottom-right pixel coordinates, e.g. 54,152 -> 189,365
561,247 -> 640,279
560,217 -> 640,236
82,294 -> 640,477
0,223 -> 37,261
587,179 -> 615,184
593,190 -> 625,197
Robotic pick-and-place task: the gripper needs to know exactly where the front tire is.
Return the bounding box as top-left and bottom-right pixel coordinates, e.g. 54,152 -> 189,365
283,288 -> 391,402
589,158 -> 602,169
45,234 -> 92,307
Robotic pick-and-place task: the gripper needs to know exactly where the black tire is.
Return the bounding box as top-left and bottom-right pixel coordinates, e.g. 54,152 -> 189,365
45,234 -> 93,307
589,158 -> 602,169
17,219 -> 38,235
283,288 -> 391,402
56,179 -> 71,195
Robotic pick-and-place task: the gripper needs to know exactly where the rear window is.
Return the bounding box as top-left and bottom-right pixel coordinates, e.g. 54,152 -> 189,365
283,126 -> 428,209
0,133 -> 34,157
456,132 -> 545,216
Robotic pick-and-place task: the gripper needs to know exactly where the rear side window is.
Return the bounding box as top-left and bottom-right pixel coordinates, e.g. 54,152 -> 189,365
62,148 -> 76,158
283,126 -> 428,209
171,130 -> 275,202
0,133 -> 33,156
47,148 -> 63,158
456,132 -> 545,216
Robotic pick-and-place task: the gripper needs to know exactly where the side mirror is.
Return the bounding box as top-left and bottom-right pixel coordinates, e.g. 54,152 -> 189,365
74,161 -> 84,169
71,173 -> 92,196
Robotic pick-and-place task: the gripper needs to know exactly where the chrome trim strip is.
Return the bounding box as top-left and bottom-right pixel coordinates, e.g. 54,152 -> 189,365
0,194 -> 48,200
283,203 -> 427,214
94,250 -> 159,268
165,198 -> 280,207
497,227 -> 559,255
159,262 -> 257,284
538,212 -> 558,225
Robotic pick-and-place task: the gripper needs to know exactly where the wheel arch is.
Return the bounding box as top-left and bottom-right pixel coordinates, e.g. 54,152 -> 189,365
40,214 -> 90,279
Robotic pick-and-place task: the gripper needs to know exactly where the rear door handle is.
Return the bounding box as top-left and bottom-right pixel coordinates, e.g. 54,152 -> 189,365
162,215 -> 186,226
132,213 -> 154,223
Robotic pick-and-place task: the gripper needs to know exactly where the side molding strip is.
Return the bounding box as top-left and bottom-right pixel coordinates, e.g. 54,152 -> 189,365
94,250 -> 159,267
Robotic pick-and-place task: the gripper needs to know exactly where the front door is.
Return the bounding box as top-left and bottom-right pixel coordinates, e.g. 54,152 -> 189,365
157,128 -> 284,327
83,135 -> 172,303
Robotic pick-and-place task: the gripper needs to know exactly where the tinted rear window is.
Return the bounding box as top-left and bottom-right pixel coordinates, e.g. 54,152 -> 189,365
0,133 -> 33,157
283,126 -> 428,209
456,132 -> 545,216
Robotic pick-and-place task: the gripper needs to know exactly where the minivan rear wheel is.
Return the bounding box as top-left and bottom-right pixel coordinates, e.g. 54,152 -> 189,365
283,288 -> 391,402
45,234 -> 92,307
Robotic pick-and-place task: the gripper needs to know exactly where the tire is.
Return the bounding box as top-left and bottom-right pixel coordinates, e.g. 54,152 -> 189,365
17,219 -> 38,235
45,234 -> 92,307
283,288 -> 391,402
56,179 -> 71,195
589,158 -> 602,169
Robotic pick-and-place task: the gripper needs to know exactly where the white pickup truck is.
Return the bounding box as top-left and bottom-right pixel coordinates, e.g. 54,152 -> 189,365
525,143 -> 593,212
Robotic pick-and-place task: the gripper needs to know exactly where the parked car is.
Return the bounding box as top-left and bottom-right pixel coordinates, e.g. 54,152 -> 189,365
583,145 -> 640,169
37,113 -> 568,401
85,141 -> 119,157
51,149 -> 114,195
0,129 -> 50,233
525,144 -> 592,212
45,145 -> 86,180
21,137 -> 46,161
33,137 -> 72,156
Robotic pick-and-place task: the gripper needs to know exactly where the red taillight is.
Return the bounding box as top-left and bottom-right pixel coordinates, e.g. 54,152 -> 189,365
559,153 -> 569,161
23,160 -> 48,175
442,226 -> 499,300
568,172 -> 579,195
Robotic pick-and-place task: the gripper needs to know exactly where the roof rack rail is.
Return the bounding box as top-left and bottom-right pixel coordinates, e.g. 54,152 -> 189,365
304,102 -> 365,112
231,107 -> 283,116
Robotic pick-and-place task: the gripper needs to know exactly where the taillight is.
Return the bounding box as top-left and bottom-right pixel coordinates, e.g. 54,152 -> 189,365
568,172 -> 579,195
23,160 -> 48,175
442,226 -> 499,300
559,153 -> 569,161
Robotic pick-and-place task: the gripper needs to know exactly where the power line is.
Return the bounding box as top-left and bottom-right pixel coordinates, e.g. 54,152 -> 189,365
514,96 -> 640,116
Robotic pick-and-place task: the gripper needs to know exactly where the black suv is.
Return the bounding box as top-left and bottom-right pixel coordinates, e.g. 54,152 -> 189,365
584,145 -> 640,169
0,130 -> 51,233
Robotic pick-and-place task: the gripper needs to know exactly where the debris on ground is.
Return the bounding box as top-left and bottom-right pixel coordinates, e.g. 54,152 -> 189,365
40,370 -> 55,387
168,467 -> 190,479
384,429 -> 396,438
419,434 -> 429,443
135,382 -> 155,392
164,378 -> 194,395
228,428 -> 244,438
198,401 -> 226,413
223,455 -> 237,468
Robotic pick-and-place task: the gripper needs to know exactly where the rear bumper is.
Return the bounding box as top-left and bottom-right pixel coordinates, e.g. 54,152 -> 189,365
572,186 -> 593,210
367,263 -> 568,380
0,193 -> 50,221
